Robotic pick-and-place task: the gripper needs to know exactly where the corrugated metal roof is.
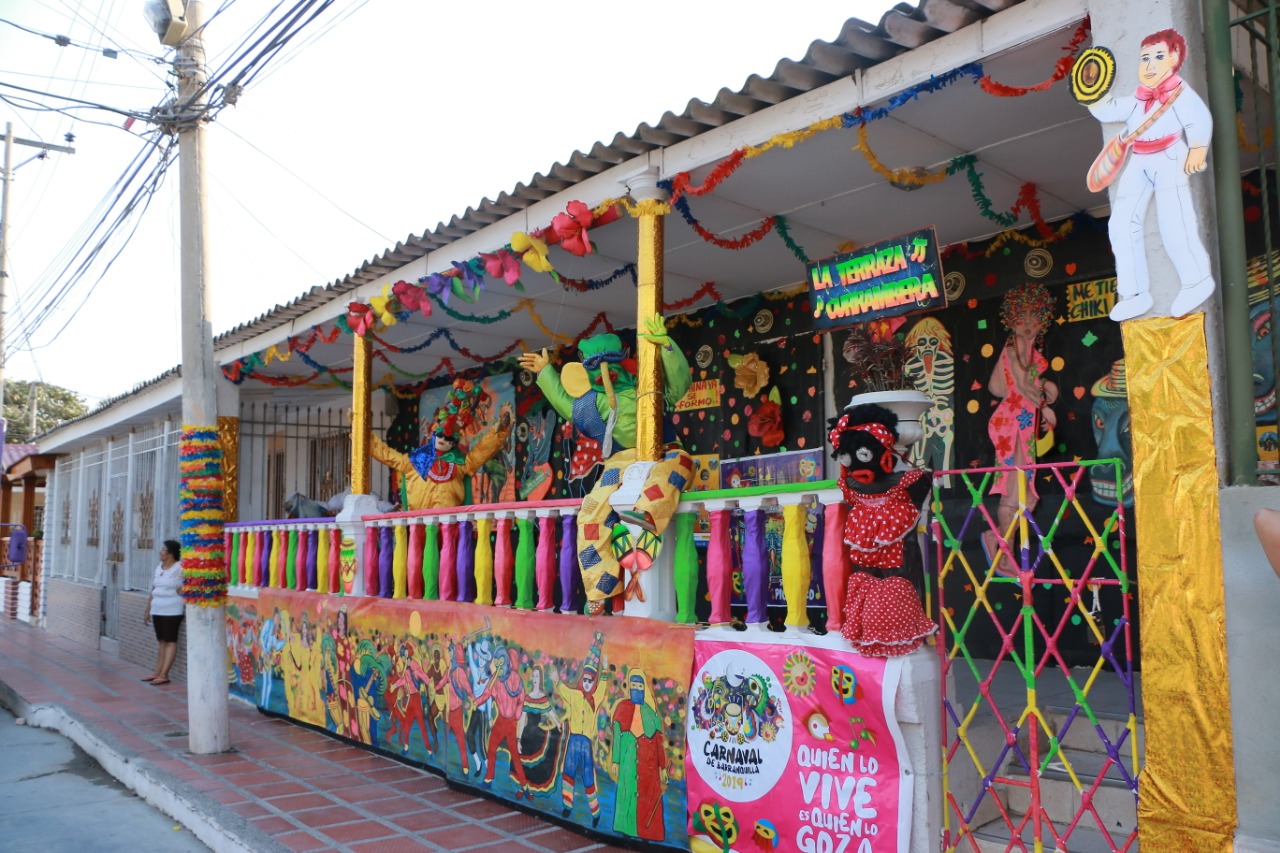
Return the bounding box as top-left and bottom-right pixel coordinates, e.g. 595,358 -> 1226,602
210,0 -> 1025,352
48,0 -> 1026,442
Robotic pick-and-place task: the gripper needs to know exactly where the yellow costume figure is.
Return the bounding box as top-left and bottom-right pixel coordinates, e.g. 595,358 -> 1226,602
370,378 -> 513,510
520,318 -> 692,614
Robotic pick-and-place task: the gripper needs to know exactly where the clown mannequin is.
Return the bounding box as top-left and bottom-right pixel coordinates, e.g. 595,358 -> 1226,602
829,404 -> 936,657
519,316 -> 693,615
371,379 -> 513,511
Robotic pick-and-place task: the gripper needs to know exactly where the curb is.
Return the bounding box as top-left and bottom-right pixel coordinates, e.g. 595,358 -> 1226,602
0,677 -> 290,853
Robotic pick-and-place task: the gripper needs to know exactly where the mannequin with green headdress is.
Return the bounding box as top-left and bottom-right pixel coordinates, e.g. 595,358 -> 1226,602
519,316 -> 693,615
371,378 -> 513,510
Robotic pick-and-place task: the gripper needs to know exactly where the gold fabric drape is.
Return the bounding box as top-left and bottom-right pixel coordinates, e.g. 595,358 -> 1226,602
1122,315 -> 1236,852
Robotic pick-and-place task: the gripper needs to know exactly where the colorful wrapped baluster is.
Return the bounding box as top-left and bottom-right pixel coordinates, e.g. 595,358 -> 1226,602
674,512 -> 698,624
407,522 -> 424,599
536,515 -> 556,611
493,517 -> 513,606
515,517 -> 535,610
707,509 -> 732,625
305,530 -> 318,591
438,522 -> 458,601
558,514 -> 576,612
743,508 -> 768,625
363,527 -> 380,597
392,523 -> 408,599
327,529 -> 341,595
316,527 -> 330,593
822,502 -> 848,633
782,504 -> 810,627
457,521 -> 475,603
423,523 -> 440,600
378,526 -> 395,599
473,517 -> 495,605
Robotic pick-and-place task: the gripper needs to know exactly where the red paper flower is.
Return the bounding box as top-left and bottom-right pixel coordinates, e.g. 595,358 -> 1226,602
551,200 -> 595,257
391,280 -> 432,317
346,302 -> 375,336
480,249 -> 521,286
748,400 -> 785,448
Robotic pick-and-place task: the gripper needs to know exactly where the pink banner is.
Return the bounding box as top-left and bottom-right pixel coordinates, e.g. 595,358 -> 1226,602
685,633 -> 910,853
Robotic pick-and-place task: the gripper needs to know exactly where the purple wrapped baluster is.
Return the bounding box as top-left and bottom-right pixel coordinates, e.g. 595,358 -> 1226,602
306,529 -> 319,590
378,526 -> 394,598
559,514 -> 577,613
457,520 -> 475,603
743,508 -> 768,624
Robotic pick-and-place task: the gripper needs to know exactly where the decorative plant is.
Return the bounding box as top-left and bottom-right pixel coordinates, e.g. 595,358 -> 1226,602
841,323 -> 912,392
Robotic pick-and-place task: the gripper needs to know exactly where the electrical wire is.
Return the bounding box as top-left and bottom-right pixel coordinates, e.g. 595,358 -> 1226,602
0,15 -> 164,63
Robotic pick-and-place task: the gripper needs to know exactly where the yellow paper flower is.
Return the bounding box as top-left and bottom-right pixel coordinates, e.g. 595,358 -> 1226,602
733,352 -> 770,398
368,283 -> 398,328
511,231 -> 555,274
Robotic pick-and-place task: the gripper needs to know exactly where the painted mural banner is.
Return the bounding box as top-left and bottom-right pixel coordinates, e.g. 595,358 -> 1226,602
227,590 -> 696,849
807,228 -> 945,331
685,632 -> 910,853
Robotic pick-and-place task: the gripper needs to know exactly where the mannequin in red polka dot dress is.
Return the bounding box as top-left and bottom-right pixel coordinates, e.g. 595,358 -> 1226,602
829,404 -> 937,657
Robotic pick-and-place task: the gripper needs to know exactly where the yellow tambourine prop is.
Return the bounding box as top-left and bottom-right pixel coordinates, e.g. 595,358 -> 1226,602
1072,47 -> 1116,105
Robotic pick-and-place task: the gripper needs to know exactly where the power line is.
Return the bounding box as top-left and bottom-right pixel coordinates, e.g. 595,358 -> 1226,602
0,16 -> 164,63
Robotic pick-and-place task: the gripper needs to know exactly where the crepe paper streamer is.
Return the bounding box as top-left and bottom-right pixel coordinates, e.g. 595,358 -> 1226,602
493,517 -> 513,607
473,517 -> 495,606
536,516 -> 557,611
378,526 -> 395,599
782,504 -> 811,627
515,517 -> 536,611
673,512 -> 699,624
423,523 -> 440,600
743,509 -> 769,625
774,215 -> 810,264
316,527 -> 330,594
407,523 -> 424,599
822,502 -> 849,633
177,427 -> 228,606
438,522 -> 458,601
457,520 -> 475,603
392,523 -> 409,599
978,18 -> 1090,97
559,263 -> 637,294
559,514 -> 577,612
669,193 -> 776,250
707,509 -> 733,625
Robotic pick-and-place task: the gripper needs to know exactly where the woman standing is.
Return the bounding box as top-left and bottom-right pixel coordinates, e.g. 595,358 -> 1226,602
142,540 -> 184,685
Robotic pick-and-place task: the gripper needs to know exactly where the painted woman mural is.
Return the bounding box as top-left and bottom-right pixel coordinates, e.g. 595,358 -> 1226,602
518,665 -> 564,794
985,283 -> 1058,563
903,316 -> 955,482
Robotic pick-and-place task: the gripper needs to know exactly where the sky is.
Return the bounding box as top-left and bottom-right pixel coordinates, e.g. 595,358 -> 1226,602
0,0 -> 898,408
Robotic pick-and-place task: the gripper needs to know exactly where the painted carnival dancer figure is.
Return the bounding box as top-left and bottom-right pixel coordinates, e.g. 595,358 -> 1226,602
519,317 -> 693,615
610,667 -> 668,841
370,378 -> 513,511
446,639 -> 476,775
551,631 -> 606,826
1078,28 -> 1215,320
518,665 -> 564,794
984,283 -> 1058,568
472,645 -> 531,798
828,404 -> 937,657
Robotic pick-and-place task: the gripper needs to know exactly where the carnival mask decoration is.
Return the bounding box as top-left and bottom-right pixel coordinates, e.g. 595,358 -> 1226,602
1089,359 -> 1133,508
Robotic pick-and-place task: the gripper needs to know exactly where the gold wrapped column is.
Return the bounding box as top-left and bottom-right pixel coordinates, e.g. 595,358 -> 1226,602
634,196 -> 669,463
351,333 -> 372,495
215,416 -> 239,522
1122,315 -> 1236,852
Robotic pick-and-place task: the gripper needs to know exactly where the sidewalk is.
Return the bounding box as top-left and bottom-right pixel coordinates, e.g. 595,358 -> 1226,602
0,618 -> 627,853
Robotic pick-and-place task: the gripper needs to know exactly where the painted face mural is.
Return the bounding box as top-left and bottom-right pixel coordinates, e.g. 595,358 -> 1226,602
1251,300 -> 1276,425
1089,359 -> 1133,508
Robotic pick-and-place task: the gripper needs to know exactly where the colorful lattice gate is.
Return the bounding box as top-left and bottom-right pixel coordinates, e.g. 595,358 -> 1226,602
929,460 -> 1139,853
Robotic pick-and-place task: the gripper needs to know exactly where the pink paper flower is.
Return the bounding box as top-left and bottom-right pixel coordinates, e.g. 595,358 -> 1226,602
551,200 -> 595,257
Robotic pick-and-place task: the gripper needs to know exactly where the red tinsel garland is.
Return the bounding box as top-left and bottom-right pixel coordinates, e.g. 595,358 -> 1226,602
979,18 -> 1091,97
664,282 -> 722,312
691,216 -> 776,250
1009,182 -> 1056,240
668,150 -> 747,202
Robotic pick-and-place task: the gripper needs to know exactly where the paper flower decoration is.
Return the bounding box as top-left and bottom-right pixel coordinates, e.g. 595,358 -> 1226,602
346,302 -> 375,336
368,283 -> 399,327
480,248 -> 522,286
511,231 -> 555,274
392,279 -> 431,317
729,352 -> 771,398
551,200 -> 596,257
748,392 -> 784,448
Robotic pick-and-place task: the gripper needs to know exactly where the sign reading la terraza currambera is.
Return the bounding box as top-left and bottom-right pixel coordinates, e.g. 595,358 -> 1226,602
807,226 -> 946,330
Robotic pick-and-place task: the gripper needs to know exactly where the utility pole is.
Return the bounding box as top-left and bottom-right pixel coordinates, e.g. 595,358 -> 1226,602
0,124 -> 74,444
166,0 -> 230,754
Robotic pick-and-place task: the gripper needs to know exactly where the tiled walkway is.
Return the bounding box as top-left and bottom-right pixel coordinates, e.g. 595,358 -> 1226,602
0,619 -> 627,853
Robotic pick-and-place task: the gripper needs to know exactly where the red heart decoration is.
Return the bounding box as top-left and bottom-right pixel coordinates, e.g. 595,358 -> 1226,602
1074,386 -> 1086,400
1065,262 -> 1078,275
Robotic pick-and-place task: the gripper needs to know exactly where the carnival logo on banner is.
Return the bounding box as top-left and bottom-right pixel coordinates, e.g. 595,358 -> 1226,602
807,227 -> 945,331
686,633 -> 910,853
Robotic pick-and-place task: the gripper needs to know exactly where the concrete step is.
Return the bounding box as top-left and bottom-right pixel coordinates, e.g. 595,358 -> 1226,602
968,810 -> 1140,853
1001,748 -> 1138,836
1042,704 -> 1145,760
